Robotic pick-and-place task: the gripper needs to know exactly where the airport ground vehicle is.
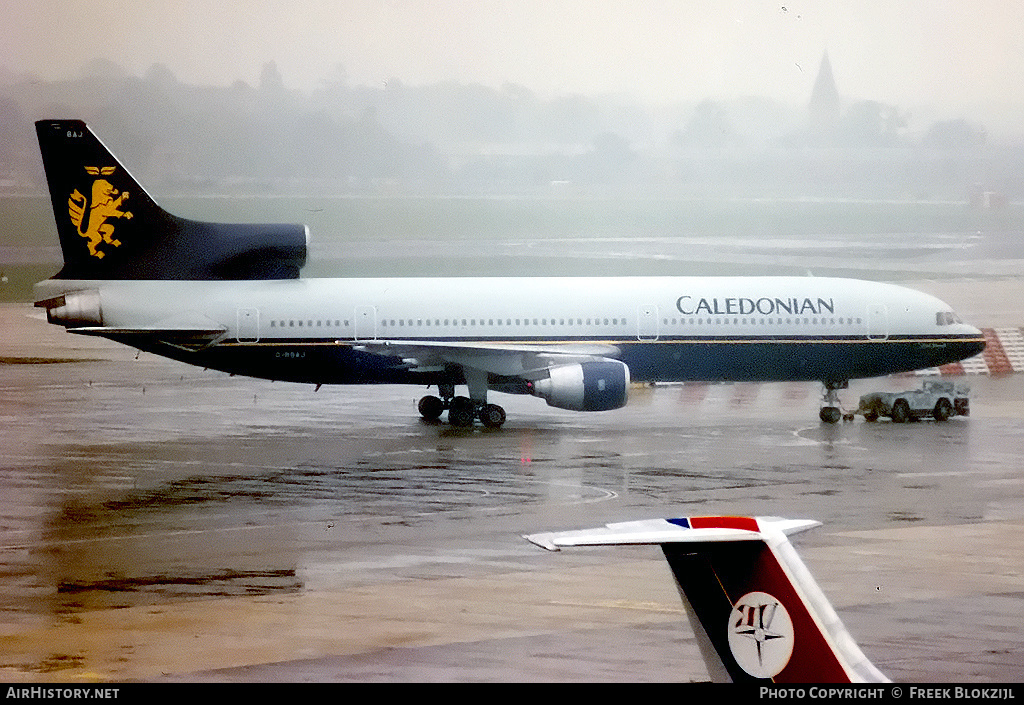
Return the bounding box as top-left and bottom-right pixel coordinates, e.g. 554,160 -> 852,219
856,380 -> 969,422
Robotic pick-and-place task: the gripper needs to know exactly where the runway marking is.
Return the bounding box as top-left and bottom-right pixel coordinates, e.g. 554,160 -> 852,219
785,426 -> 879,457
325,549 -> 538,572
547,599 -> 684,614
896,468 -> 1011,478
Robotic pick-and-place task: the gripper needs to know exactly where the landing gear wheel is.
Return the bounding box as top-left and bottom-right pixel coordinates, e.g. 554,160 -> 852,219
819,406 -> 841,424
891,399 -> 911,423
479,403 -> 506,429
819,380 -> 848,425
418,395 -> 444,421
448,407 -> 475,427
933,397 -> 952,422
448,396 -> 476,427
449,396 -> 473,413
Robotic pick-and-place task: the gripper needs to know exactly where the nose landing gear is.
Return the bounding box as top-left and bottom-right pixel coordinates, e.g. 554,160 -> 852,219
819,380 -> 850,424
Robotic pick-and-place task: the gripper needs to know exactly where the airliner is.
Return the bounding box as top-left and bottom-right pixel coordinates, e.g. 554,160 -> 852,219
32,120 -> 986,428
525,515 -> 889,683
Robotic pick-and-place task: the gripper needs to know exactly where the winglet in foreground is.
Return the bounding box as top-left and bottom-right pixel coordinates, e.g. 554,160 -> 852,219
524,516 -> 889,683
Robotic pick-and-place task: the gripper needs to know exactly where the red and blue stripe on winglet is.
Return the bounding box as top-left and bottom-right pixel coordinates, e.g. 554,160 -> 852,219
666,516 -> 761,533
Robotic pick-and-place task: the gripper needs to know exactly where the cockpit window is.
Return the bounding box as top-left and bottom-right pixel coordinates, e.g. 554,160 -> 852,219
936,311 -> 962,326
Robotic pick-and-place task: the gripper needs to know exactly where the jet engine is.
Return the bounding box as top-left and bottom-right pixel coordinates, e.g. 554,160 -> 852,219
37,289 -> 103,327
530,360 -> 629,411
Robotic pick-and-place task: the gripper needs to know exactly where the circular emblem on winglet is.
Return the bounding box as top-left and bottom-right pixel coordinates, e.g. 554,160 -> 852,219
727,591 -> 794,678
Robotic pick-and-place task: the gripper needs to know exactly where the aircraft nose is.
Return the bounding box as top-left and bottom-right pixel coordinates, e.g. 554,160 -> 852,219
964,323 -> 987,356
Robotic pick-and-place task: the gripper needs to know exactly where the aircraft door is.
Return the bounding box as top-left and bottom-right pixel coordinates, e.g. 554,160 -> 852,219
866,304 -> 888,340
637,304 -> 659,340
236,308 -> 259,342
354,306 -> 377,341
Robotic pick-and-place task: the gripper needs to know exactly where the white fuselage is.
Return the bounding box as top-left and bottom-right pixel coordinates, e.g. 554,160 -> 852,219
35,275 -> 977,344
36,274 -> 985,390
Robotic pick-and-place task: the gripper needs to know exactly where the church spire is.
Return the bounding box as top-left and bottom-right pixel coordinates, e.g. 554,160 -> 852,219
808,51 -> 840,138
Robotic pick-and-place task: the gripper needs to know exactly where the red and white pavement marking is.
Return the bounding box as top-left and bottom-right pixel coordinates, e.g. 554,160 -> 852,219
925,327 -> 1023,377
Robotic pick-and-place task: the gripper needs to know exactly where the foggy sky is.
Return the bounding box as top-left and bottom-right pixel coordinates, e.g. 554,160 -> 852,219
4,1 -> 1023,121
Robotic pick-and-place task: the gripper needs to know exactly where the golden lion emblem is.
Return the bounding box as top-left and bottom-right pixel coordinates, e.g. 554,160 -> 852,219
68,166 -> 133,259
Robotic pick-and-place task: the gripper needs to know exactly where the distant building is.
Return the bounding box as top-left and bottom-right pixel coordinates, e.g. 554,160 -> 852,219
808,52 -> 841,140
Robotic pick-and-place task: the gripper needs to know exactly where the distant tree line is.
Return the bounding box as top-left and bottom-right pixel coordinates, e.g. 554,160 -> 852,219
0,59 -> 1018,198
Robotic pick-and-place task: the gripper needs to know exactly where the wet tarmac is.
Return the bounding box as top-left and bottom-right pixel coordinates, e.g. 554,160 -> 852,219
2,302 -> 1024,682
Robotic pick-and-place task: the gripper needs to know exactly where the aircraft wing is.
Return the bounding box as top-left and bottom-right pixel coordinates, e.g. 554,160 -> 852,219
342,339 -> 622,377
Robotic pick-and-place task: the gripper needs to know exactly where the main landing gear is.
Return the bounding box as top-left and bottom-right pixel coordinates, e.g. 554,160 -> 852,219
819,380 -> 851,424
418,383 -> 507,429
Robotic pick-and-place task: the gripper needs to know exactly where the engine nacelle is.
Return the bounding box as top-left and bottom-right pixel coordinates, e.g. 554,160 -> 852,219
531,360 -> 630,411
38,289 -> 103,327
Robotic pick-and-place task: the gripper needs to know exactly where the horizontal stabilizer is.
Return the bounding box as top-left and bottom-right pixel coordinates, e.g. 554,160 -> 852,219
524,516 -> 819,551
68,325 -> 226,350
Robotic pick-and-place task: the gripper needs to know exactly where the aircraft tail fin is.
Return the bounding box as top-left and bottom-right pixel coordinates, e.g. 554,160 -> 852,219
35,120 -> 307,281
524,516 -> 888,683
